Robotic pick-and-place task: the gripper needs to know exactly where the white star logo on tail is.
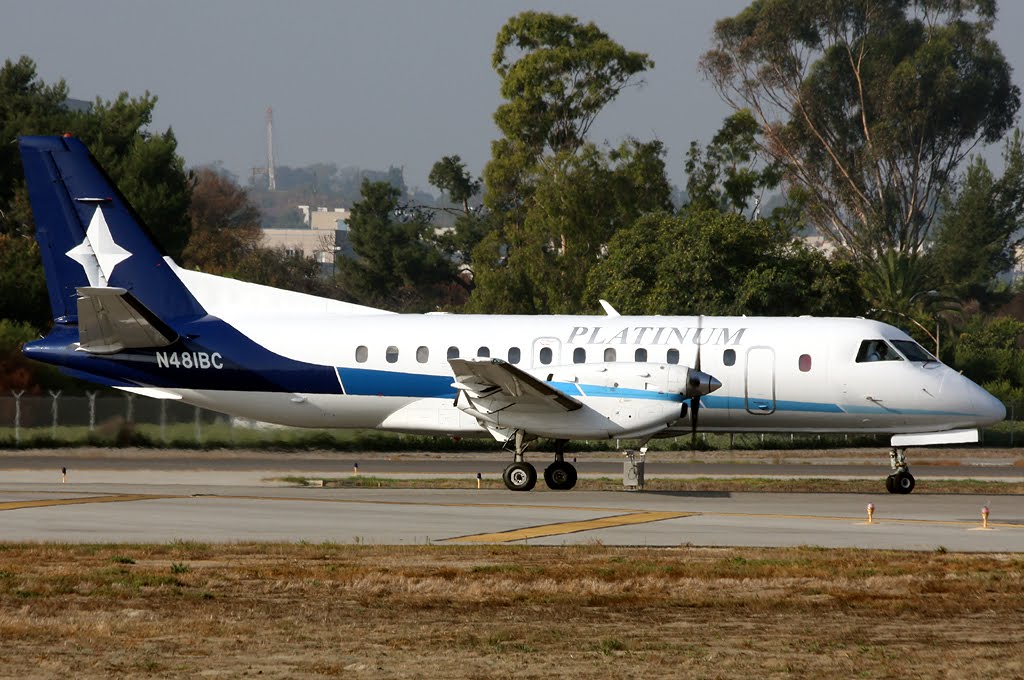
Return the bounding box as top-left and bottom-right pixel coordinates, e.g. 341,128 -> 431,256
66,206 -> 131,286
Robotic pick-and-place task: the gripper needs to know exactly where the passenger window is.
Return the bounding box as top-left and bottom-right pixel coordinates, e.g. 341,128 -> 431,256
723,349 -> 735,366
799,354 -> 812,372
667,348 -> 679,365
573,347 -> 586,364
386,346 -> 399,363
856,339 -> 902,363
477,346 -> 490,358
604,348 -> 616,362
355,345 -> 368,363
635,348 -> 647,362
416,346 -> 429,363
539,347 -> 553,365
508,347 -> 521,364
447,346 -> 459,360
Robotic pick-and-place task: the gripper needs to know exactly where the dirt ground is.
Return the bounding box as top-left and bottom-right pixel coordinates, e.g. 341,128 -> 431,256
1,543 -> 1022,679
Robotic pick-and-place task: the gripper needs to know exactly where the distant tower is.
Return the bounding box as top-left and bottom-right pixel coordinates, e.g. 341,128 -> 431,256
266,106 -> 276,191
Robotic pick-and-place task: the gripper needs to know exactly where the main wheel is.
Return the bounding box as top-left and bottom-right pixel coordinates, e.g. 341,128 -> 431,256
503,462 -> 537,491
885,474 -> 897,494
894,470 -> 915,494
543,461 -> 578,491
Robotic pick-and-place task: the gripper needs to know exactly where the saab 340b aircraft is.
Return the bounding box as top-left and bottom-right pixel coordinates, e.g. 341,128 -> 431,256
17,136 -> 1006,493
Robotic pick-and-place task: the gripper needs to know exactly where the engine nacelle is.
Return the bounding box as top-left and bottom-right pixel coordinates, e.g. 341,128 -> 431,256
538,362 -> 717,397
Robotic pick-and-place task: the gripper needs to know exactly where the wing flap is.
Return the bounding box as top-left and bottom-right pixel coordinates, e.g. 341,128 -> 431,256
76,286 -> 178,354
449,358 -> 582,412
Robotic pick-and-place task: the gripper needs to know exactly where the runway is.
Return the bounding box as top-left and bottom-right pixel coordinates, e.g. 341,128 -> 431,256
1,483 -> 1022,551
1,449 -> 1021,551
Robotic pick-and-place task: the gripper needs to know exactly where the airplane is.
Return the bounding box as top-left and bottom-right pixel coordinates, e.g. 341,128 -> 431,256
17,135 -> 1006,493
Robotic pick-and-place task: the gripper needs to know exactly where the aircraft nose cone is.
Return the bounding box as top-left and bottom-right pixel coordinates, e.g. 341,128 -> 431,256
973,385 -> 1006,426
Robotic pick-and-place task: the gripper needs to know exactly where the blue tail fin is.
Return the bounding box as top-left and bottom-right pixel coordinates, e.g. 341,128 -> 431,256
18,135 -> 204,324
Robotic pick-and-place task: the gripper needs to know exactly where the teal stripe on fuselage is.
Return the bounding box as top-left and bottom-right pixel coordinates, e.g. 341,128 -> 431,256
332,366 -> 971,418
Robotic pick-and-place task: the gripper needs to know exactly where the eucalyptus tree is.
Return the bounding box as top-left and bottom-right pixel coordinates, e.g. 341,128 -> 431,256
700,1 -> 1020,259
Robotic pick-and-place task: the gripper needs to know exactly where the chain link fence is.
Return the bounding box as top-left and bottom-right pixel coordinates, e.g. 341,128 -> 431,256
0,392 -> 228,446
0,391 -> 1018,450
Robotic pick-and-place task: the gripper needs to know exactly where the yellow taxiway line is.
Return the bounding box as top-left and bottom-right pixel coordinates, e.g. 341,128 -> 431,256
447,511 -> 696,543
0,494 -> 173,512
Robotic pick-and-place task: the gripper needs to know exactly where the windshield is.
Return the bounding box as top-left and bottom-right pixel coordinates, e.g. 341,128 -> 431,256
891,339 -> 936,363
855,339 -> 902,363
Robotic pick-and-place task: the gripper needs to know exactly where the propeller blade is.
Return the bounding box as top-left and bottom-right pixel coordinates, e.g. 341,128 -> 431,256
691,315 -> 705,448
690,395 -> 700,447
694,314 -> 702,372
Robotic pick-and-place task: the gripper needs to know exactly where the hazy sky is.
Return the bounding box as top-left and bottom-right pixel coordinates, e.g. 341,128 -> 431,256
5,1 -> 1024,195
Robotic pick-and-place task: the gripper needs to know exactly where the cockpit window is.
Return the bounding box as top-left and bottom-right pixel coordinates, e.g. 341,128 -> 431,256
855,339 -> 902,363
891,339 -> 936,363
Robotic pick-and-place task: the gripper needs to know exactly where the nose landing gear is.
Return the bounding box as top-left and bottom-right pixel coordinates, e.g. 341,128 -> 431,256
885,447 -> 915,494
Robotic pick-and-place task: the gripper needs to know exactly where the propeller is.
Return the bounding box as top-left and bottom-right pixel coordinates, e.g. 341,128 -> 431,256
683,315 -> 722,447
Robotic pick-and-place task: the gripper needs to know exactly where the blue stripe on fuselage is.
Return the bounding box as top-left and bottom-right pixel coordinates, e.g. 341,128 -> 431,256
337,367 -> 458,398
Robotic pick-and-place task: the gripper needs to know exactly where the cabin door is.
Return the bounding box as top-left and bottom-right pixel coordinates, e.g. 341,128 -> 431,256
745,346 -> 776,415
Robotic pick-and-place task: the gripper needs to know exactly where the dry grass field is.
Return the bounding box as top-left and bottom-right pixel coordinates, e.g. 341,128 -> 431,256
1,543 -> 1022,679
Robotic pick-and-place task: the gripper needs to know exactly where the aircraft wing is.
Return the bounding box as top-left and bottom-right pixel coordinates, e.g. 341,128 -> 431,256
449,358 -> 583,412
76,287 -> 178,354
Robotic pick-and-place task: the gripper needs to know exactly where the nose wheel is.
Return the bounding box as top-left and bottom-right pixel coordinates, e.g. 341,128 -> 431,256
886,448 -> 916,494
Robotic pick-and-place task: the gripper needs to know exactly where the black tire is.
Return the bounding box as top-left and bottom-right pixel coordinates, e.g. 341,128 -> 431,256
895,471 -> 915,494
885,474 -> 897,494
544,461 -> 578,491
503,462 -> 537,491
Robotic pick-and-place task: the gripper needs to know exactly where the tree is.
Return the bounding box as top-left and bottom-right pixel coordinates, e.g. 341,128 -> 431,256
0,56 -> 193,331
232,247 -> 338,297
337,180 -> 457,312
0,234 -> 48,329
684,110 -> 782,215
470,139 -> 672,314
929,130 -> 1024,304
952,315 -> 1024,404
484,12 -> 653,216
0,56 -> 70,226
428,154 -> 489,278
74,92 -> 193,260
429,155 -> 480,214
585,209 -> 865,317
182,167 -> 263,275
700,1 -> 1020,258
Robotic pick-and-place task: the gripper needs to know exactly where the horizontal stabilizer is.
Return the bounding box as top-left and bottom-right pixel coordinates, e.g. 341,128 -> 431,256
115,386 -> 183,400
76,287 -> 178,354
449,358 -> 582,412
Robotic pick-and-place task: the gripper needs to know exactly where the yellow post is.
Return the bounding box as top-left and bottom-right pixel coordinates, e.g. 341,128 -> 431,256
61,466 -> 66,484
476,472 -> 482,489
353,462 -> 359,476
866,503 -> 875,524
982,506 -> 990,529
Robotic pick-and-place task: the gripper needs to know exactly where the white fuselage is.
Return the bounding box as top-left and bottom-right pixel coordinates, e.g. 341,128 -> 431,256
165,267 -> 1004,441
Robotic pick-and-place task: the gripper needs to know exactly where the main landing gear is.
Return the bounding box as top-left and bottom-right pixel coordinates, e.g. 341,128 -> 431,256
501,435 -> 577,491
885,447 -> 915,494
